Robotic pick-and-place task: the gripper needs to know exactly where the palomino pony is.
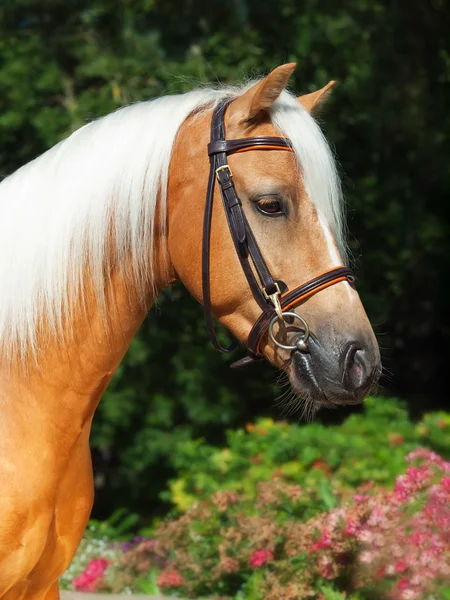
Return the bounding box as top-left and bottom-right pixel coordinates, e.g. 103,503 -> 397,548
0,63 -> 380,598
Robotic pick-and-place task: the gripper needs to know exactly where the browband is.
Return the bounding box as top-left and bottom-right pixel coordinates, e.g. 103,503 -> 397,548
202,99 -> 355,367
208,137 -> 292,156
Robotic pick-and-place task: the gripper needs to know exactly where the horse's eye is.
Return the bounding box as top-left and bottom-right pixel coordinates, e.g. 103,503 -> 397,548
255,198 -> 285,217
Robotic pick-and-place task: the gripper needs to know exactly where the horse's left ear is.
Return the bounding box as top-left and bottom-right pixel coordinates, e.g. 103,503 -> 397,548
228,63 -> 296,125
297,81 -> 335,114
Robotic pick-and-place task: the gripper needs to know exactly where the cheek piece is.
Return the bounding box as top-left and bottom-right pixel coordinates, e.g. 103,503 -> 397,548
202,99 -> 355,368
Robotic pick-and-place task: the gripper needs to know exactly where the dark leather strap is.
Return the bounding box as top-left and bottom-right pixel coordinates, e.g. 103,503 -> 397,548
201,100 -> 356,366
208,137 -> 291,156
202,101 -> 238,352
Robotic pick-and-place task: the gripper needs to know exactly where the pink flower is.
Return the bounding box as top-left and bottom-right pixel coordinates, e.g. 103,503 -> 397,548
352,494 -> 369,503
404,466 -> 432,489
406,448 -> 450,472
344,518 -> 358,537
250,549 -> 274,567
398,577 -> 410,590
395,560 -> 408,573
409,531 -> 427,547
394,479 -> 410,502
73,572 -> 96,593
73,558 -> 109,592
157,569 -> 184,588
308,529 -> 332,552
406,448 -> 438,463
368,506 -> 384,526
393,466 -> 431,503
440,476 -> 450,492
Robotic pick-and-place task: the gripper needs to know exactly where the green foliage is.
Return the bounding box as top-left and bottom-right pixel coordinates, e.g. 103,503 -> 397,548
85,508 -> 140,541
132,570 -> 161,596
417,411 -> 450,456
1,0 -> 449,518
163,397 -> 432,511
319,587 -> 360,600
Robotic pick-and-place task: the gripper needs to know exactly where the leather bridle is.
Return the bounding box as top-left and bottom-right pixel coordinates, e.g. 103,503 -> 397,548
202,99 -> 355,368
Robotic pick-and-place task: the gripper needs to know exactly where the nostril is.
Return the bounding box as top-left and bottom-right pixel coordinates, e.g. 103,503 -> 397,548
342,342 -> 367,391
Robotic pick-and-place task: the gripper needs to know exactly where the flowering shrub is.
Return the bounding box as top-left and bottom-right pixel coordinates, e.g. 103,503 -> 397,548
62,399 -> 450,598
154,449 -> 450,599
61,534 -> 167,594
163,397 -> 444,512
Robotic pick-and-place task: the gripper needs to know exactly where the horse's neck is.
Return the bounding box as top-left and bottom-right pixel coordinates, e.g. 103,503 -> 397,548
1,259 -> 171,438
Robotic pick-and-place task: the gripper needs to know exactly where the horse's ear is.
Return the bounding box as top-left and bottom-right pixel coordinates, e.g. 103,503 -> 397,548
297,81 -> 335,114
229,63 -> 296,125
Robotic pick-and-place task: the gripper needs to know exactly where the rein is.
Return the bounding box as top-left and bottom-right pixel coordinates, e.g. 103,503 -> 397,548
202,99 -> 355,368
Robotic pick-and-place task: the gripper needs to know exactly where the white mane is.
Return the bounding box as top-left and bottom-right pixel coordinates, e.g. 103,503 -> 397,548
0,82 -> 345,357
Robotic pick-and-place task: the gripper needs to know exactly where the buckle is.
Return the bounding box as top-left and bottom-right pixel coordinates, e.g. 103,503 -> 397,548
263,282 -> 283,320
262,281 -> 281,300
215,164 -> 233,180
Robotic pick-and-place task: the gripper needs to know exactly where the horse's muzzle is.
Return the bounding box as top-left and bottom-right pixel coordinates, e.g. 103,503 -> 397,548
291,333 -> 381,405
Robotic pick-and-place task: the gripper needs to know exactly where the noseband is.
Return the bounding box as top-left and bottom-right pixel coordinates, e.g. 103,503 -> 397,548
202,99 -> 355,368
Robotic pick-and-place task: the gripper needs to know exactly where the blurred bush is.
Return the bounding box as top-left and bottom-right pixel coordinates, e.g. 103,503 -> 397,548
163,396 -> 450,512
155,448 -> 450,599
63,401 -> 450,598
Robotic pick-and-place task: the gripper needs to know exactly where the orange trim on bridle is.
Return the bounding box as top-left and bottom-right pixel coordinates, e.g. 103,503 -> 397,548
229,145 -> 294,154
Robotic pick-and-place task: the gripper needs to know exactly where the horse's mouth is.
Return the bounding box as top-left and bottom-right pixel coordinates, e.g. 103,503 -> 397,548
288,348 -> 378,408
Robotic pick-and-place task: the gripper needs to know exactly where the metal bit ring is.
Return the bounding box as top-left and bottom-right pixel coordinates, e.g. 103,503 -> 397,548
268,311 -> 310,352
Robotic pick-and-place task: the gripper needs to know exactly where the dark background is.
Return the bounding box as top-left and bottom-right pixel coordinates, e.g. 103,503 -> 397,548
1,0 -> 449,518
